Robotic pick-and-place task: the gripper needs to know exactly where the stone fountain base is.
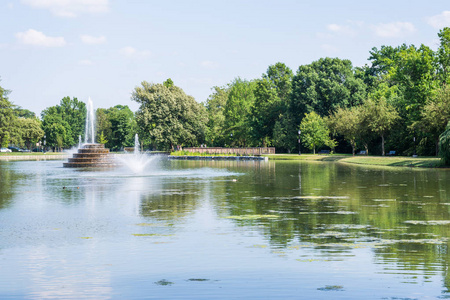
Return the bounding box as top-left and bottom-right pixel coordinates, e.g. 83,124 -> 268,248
63,143 -> 115,168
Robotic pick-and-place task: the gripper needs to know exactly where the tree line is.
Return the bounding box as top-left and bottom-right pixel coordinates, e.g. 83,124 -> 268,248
1,28 -> 450,163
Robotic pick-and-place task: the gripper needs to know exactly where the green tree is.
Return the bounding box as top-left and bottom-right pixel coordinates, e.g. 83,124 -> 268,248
251,62 -> 294,146
13,107 -> 36,119
41,109 -> 72,151
439,121 -> 450,165
223,78 -> 256,146
105,105 -> 136,150
290,57 -> 366,126
363,97 -> 400,156
133,81 -> 207,151
13,118 -> 44,150
299,112 -> 334,154
328,106 -> 361,155
41,97 -> 86,149
0,81 -> 15,147
437,27 -> 450,84
417,85 -> 450,155
205,86 -> 228,146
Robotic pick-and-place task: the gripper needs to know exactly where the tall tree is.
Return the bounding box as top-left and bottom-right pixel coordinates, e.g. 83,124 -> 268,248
223,78 -> 256,147
0,81 -> 15,147
363,97 -> 400,156
437,27 -> 450,85
41,97 -> 86,149
133,80 -> 207,151
290,57 -> 366,127
328,106 -> 362,156
251,62 -> 293,146
205,86 -> 228,146
14,118 -> 44,150
417,85 -> 450,155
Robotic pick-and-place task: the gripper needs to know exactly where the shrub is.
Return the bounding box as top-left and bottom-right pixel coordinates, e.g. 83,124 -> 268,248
439,121 -> 450,165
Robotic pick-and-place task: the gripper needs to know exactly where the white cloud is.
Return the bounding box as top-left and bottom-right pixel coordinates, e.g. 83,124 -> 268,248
79,59 -> 93,65
15,29 -> 66,47
22,0 -> 109,18
427,11 -> 450,29
80,34 -> 106,45
371,22 -> 416,38
119,46 -> 151,58
326,24 -> 356,36
200,60 -> 219,69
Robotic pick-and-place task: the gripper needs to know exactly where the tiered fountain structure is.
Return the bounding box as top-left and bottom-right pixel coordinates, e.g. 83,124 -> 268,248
64,98 -> 115,168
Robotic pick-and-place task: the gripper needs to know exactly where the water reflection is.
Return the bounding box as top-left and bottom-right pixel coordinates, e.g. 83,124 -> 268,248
0,159 -> 450,299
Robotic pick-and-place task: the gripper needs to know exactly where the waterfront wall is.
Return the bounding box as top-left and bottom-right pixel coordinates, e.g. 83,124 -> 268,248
182,147 -> 275,155
0,155 -> 68,161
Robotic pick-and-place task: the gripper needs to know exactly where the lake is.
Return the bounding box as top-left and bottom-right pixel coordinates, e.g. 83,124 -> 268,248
1,158 -> 449,299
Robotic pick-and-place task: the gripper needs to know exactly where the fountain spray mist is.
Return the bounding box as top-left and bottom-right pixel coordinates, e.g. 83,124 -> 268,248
84,97 -> 95,144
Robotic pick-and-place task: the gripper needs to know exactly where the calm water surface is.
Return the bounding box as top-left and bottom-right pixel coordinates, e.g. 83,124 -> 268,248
1,158 -> 450,299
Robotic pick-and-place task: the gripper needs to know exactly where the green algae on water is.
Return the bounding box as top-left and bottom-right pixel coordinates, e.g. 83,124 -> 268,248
225,214 -> 279,220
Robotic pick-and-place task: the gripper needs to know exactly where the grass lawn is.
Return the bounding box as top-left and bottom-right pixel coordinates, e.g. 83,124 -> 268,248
264,153 -> 444,168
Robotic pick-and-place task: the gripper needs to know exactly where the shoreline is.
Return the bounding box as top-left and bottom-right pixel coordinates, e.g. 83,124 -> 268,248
0,153 -> 445,169
0,154 -> 68,161
264,154 -> 444,168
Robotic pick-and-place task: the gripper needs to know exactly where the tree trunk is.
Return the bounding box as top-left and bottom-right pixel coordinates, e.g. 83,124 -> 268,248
381,133 -> 385,156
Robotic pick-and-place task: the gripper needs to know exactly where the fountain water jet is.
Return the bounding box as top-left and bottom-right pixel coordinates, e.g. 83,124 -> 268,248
84,97 -> 95,144
64,98 -> 115,168
115,134 -> 157,174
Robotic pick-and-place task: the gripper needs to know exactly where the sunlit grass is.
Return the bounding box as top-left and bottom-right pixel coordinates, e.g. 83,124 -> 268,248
264,153 -> 444,168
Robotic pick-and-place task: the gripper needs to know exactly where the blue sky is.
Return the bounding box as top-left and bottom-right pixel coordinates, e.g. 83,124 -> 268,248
1,0 -> 450,116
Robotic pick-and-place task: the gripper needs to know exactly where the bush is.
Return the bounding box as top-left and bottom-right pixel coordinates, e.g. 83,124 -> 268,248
439,121 -> 450,165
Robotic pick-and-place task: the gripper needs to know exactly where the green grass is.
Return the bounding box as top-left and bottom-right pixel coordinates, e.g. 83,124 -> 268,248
264,153 -> 444,168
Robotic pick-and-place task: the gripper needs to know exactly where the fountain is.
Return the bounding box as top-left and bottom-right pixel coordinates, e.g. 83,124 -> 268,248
115,134 -> 156,174
64,98 -> 115,168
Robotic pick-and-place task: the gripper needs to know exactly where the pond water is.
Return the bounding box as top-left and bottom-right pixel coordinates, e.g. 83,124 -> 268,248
1,158 -> 450,299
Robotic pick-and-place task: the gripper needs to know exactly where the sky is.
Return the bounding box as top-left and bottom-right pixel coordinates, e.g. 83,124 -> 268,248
1,0 -> 450,116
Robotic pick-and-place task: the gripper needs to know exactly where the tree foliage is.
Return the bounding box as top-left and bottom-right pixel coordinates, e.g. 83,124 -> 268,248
251,62 -> 293,146
96,105 -> 135,151
205,86 -> 228,147
299,112 -> 334,154
0,82 -> 15,147
223,78 -> 256,146
41,97 -> 86,150
133,80 -> 207,151
290,57 -> 366,126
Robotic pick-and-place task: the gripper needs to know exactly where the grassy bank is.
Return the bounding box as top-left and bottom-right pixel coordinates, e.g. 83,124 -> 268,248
264,154 -> 444,168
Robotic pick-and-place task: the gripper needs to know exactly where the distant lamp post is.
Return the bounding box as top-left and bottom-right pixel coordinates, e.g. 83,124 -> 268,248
298,130 -> 301,155
43,135 -> 46,153
413,136 -> 416,157
230,133 -> 233,148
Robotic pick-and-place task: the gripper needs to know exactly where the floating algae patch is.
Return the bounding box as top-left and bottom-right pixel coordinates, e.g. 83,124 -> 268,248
225,214 -> 279,220
187,278 -> 210,282
404,220 -> 450,225
79,237 -> 93,239
155,279 -> 174,286
291,196 -> 349,200
317,285 -> 344,291
299,211 -> 358,215
132,234 -> 174,237
250,244 -> 267,248
297,258 -> 330,262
